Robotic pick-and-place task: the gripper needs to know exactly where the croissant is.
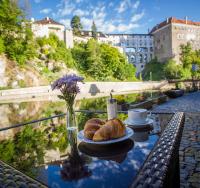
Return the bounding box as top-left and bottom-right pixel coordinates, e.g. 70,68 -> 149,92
93,119 -> 126,141
84,118 -> 105,139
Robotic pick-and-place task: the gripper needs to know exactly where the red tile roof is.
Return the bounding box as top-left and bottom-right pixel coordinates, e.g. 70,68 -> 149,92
150,17 -> 200,33
34,17 -> 64,26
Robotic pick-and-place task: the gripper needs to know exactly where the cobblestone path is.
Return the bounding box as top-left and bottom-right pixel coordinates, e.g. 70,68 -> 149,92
153,92 -> 200,187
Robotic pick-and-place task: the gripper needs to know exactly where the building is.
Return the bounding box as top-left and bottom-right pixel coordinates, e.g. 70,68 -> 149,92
31,18 -> 155,75
106,34 -> 154,75
31,17 -> 74,48
150,17 -> 200,63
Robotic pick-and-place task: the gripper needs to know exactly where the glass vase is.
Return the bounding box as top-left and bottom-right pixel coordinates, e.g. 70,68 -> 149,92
66,106 -> 77,151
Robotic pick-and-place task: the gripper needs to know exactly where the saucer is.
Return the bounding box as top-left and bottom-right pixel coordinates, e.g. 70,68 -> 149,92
124,118 -> 154,126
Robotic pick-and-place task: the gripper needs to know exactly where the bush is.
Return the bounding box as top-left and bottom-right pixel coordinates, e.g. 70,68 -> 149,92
142,58 -> 165,81
72,39 -> 137,81
164,59 -> 181,79
0,37 -> 5,54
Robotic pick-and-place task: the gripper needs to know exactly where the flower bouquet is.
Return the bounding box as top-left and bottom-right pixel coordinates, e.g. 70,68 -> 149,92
51,74 -> 84,148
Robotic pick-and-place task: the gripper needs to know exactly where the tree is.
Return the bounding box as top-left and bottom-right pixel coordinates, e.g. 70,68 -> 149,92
70,15 -> 83,35
142,58 -> 165,81
0,0 -> 24,39
180,42 -> 193,68
91,21 -> 97,39
164,59 -> 181,79
0,37 -> 5,54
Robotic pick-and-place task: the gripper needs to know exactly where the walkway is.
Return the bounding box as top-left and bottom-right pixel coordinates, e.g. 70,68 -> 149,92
153,92 -> 200,187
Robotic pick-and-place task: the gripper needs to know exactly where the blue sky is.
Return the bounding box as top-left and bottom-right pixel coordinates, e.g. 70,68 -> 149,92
29,0 -> 200,34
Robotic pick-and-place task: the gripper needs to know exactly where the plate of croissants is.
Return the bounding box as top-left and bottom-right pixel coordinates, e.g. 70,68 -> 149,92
78,118 -> 134,144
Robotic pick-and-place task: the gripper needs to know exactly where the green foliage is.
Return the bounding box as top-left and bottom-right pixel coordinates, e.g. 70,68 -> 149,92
180,42 -> 194,68
142,58 -> 165,81
0,37 -> 5,54
37,33 -> 74,68
72,39 -> 137,81
0,121 -> 68,177
0,140 -> 15,163
164,59 -> 181,79
0,0 -> 37,65
91,21 -> 97,39
71,15 -> 83,35
47,124 -> 68,152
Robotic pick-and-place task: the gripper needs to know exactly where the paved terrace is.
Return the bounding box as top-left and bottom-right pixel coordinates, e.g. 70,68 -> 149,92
153,92 -> 200,187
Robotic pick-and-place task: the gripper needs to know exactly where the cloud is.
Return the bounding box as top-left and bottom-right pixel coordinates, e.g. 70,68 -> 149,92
56,1 -> 75,17
73,9 -> 89,16
131,10 -> 145,22
116,0 -> 127,13
133,1 -> 140,9
40,8 -> 52,14
116,23 -> 140,32
48,0 -> 144,33
81,17 -> 93,30
59,18 -> 71,28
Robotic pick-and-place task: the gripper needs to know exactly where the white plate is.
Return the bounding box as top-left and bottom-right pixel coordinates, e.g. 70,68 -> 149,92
78,127 -> 134,145
124,118 -> 154,126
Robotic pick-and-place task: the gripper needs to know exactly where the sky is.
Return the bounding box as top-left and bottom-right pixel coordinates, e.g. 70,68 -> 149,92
28,0 -> 200,34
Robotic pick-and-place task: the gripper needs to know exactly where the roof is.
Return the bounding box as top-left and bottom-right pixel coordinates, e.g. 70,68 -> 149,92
34,17 -> 64,26
106,33 -> 152,37
80,30 -> 107,38
150,17 -> 200,33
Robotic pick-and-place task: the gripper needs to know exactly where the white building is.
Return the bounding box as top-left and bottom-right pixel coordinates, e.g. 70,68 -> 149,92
31,18 -> 154,75
31,17 -> 74,48
106,34 -> 154,75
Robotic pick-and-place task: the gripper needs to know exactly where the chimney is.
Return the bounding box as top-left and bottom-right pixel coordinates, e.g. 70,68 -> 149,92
185,16 -> 188,24
166,17 -> 169,23
46,17 -> 49,21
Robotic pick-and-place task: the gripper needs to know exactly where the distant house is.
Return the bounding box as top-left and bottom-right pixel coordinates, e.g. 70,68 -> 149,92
31,17 -> 74,48
73,30 -> 109,43
150,17 -> 200,63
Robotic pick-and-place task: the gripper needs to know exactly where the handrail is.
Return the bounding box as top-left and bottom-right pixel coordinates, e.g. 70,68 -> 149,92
0,110 -> 174,132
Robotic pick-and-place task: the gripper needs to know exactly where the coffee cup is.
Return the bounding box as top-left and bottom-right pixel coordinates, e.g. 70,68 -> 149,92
127,109 -> 148,124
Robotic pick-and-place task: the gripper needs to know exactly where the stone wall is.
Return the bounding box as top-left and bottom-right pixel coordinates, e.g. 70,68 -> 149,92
0,81 -> 170,103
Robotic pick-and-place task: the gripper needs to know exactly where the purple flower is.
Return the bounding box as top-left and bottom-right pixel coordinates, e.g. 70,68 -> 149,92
51,74 -> 84,106
51,74 -> 84,92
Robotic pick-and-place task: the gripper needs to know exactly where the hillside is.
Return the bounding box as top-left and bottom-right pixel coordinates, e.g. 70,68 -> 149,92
0,0 -> 137,89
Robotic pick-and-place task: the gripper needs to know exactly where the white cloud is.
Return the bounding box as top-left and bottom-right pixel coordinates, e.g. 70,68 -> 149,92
116,23 -> 140,32
116,0 -> 127,13
73,9 -> 89,16
50,0 -> 143,33
59,18 -> 71,28
133,1 -> 140,9
131,10 -> 145,22
56,1 -> 75,17
40,8 -> 52,14
81,17 -> 93,30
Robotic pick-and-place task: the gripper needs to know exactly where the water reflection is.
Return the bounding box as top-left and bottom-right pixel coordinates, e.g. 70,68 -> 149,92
78,139 -> 134,163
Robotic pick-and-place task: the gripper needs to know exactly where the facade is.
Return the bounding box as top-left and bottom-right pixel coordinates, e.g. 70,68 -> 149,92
150,17 -> 200,63
31,17 -> 74,48
106,34 -> 154,75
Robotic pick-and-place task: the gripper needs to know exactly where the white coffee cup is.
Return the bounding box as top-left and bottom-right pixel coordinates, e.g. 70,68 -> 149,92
128,109 -> 148,124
